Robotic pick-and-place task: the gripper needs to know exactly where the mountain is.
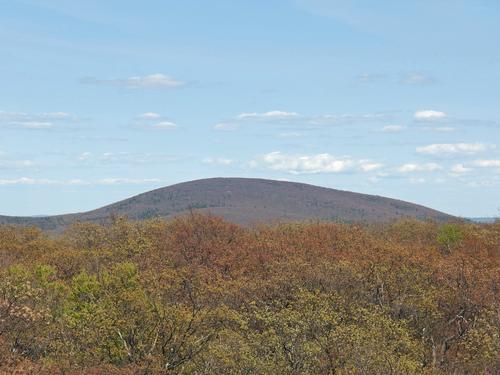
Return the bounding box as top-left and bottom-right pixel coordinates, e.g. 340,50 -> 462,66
0,178 -> 455,230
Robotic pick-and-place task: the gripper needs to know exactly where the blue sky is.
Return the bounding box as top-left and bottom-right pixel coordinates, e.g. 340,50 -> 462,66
1,0 -> 499,217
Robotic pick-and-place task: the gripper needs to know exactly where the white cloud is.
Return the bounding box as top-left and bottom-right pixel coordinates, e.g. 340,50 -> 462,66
381,124 -> 405,132
0,110 -> 76,130
97,178 -> 161,185
214,110 -> 389,132
127,74 -> 184,88
67,179 -> 89,186
42,112 -> 71,119
82,73 -> 185,89
14,160 -> 34,168
0,177 -> 54,186
276,131 -> 303,138
359,162 -> 384,172
356,72 -> 435,85
0,111 -> 73,121
139,112 -> 162,119
236,110 -> 299,120
450,164 -> 471,174
473,159 -> 500,168
416,143 -> 495,155
77,152 -> 179,164
78,152 -> 92,161
401,72 -> 434,85
0,152 -> 36,169
414,110 -> 447,120
0,177 -> 161,186
135,113 -> 179,130
213,122 -> 239,131
307,113 -> 387,126
151,121 -> 178,130
260,152 -> 352,174
421,126 -> 455,132
467,179 -> 500,188
254,151 -> 382,175
12,121 -> 53,129
0,159 -> 35,169
357,73 -> 385,83
0,111 -> 26,120
397,163 -> 442,173
202,157 -> 233,166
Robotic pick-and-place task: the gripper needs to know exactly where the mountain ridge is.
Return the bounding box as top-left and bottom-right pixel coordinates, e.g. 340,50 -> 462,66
0,177 -> 456,230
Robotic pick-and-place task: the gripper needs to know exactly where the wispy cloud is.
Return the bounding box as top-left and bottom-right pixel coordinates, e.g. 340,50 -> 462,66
76,152 -> 179,165
421,126 -> 455,132
472,159 -> 500,169
213,122 -> 239,131
396,163 -> 442,173
214,110 -> 300,131
0,177 -> 161,186
359,162 -> 384,172
448,160 -> 500,177
213,110 -> 389,131
236,111 -> 299,120
450,164 -> 472,174
134,113 -> 180,130
251,151 -> 383,175
12,121 -> 53,129
0,156 -> 36,169
307,113 -> 388,126
0,110 -> 77,130
139,112 -> 162,119
0,177 -> 55,186
380,124 -> 405,132
413,110 -> 496,132
97,178 -> 161,185
151,121 -> 179,130
416,143 -> 495,155
202,157 -> 234,166
276,131 -> 303,138
414,110 -> 447,121
0,111 -> 72,121
355,72 -> 435,85
400,72 -> 435,85
356,73 -> 386,83
0,151 -> 37,170
81,73 -> 186,89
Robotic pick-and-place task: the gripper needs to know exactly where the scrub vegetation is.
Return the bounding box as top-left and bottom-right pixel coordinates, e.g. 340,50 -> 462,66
0,214 -> 498,374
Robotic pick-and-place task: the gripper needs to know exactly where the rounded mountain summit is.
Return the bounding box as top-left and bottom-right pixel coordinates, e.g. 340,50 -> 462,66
0,178 -> 455,230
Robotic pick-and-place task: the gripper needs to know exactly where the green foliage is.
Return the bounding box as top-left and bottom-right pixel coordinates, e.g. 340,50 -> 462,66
437,223 -> 464,253
0,215 -> 498,374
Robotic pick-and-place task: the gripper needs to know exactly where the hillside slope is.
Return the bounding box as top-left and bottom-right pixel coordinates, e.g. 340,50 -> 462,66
0,178 -> 455,230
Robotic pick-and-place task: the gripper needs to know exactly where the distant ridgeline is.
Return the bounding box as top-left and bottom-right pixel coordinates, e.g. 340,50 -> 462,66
469,217 -> 500,223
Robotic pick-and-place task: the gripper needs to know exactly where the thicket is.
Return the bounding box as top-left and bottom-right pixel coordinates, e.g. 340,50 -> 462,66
0,214 -> 498,374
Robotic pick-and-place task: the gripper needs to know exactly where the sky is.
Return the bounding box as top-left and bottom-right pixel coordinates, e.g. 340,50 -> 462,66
1,0 -> 499,218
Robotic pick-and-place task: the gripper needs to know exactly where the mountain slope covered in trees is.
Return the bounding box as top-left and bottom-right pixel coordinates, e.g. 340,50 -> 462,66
0,178 -> 455,230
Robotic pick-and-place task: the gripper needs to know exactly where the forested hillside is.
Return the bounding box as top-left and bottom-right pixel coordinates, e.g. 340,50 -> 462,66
0,214 -> 498,374
0,178 -> 455,231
